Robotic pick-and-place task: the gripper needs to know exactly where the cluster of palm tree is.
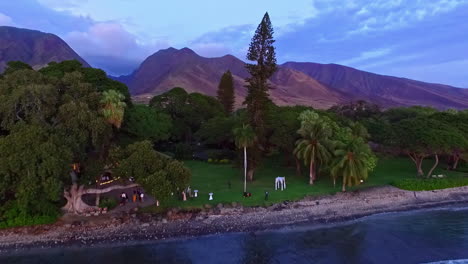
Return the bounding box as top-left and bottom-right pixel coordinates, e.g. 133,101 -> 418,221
101,90 -> 127,129
232,110 -> 375,193
294,110 -> 375,192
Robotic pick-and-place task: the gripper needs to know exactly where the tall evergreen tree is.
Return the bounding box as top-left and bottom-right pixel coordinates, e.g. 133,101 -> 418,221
243,12 -> 277,180
217,70 -> 235,114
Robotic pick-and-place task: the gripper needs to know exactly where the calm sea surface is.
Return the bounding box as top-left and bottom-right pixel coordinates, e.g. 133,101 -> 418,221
2,207 -> 468,264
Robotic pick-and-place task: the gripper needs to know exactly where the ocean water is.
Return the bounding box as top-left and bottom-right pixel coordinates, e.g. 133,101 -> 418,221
2,207 -> 468,264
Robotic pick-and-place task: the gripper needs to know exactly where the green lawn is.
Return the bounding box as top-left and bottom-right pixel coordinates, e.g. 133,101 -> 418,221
144,155 -> 467,211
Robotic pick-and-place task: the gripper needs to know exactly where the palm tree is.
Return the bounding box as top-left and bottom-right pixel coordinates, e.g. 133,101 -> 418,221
294,113 -> 334,185
350,122 -> 369,139
331,138 -> 370,192
98,90 -> 127,204
233,124 -> 255,192
101,90 -> 126,128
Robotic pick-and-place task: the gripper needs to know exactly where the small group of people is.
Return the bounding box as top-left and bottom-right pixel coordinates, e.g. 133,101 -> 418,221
132,189 -> 145,203
120,189 -> 144,206
100,172 -> 112,182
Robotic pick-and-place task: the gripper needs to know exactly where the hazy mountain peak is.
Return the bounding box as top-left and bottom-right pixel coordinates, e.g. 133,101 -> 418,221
0,26 -> 89,72
179,47 -> 196,53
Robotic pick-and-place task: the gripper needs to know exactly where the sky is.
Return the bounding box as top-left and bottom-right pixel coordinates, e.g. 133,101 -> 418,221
0,0 -> 467,87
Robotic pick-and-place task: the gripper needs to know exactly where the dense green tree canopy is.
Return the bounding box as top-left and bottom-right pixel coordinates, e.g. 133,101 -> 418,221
217,70 -> 235,115
330,100 -> 381,121
384,106 -> 437,123
2,61 -> 33,76
122,104 -> 172,142
0,123 -> 72,217
150,87 -> 224,143
39,60 -> 132,104
112,141 -> 191,202
195,116 -> 237,147
390,117 -> 467,176
0,62 -> 129,224
269,106 -> 310,172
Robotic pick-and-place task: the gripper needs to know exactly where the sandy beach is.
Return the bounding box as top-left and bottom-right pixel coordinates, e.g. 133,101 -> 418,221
1,185 -> 468,253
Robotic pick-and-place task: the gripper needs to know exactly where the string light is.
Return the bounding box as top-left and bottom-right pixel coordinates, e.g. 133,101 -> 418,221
96,177 -> 121,186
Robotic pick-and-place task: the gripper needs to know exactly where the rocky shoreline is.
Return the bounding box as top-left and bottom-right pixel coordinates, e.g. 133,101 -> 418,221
1,185 -> 468,254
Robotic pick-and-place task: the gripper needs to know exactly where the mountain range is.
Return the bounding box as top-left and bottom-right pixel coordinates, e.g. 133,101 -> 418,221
1,26 -> 467,109
0,26 -> 89,72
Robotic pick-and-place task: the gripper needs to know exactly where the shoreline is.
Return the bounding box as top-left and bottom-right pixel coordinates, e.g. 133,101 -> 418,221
1,185 -> 468,254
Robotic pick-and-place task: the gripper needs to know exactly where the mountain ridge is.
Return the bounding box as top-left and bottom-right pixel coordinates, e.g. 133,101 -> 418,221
0,25 -> 466,109
0,26 -> 89,72
122,47 -> 346,108
121,47 -> 468,109
282,61 -> 468,109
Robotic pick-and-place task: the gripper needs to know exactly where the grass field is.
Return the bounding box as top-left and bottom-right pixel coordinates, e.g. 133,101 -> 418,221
141,155 -> 467,212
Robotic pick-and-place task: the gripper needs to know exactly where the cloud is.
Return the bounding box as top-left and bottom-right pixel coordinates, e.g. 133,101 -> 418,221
0,0 -> 93,34
0,13 -> 15,26
357,54 -> 423,70
385,59 -> 468,88
192,42 -> 232,58
66,23 -> 139,58
65,22 -> 170,75
189,24 -> 254,59
37,0 -> 86,15
347,0 -> 467,35
339,48 -> 393,65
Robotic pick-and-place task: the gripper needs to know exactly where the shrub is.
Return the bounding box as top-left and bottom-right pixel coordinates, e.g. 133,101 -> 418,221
162,152 -> 175,158
455,167 -> 468,173
392,177 -> 468,191
99,197 -> 118,210
174,143 -> 193,160
0,202 -> 59,229
208,158 -> 213,163
205,149 -> 236,160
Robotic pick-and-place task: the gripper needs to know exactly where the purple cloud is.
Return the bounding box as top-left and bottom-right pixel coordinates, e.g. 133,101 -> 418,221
65,22 -> 170,75
0,13 -> 15,26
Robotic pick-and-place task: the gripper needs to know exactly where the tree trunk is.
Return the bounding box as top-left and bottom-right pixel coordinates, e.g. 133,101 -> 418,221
426,154 -> 439,178
247,168 -> 254,182
295,156 -> 302,176
314,163 -> 320,181
453,154 -> 460,170
63,183 -> 139,214
333,178 -> 336,188
309,157 -> 315,185
70,171 -> 78,184
408,153 -> 424,177
95,193 -> 101,207
342,177 -> 346,192
416,157 -> 424,177
63,184 -> 93,214
244,146 -> 247,192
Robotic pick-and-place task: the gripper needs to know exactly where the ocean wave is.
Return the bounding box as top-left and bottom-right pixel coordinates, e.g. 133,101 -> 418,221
424,259 -> 468,264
